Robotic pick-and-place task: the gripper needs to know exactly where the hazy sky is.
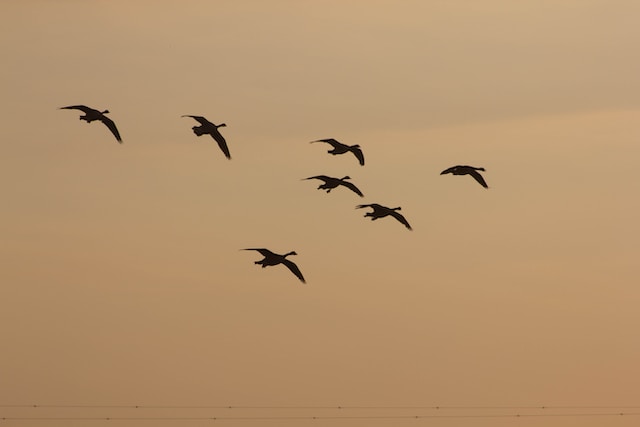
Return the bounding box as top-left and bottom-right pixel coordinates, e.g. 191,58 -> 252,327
1,1 -> 640,426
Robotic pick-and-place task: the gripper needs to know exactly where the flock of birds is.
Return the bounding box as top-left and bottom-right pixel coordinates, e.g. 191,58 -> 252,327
60,104 -> 490,284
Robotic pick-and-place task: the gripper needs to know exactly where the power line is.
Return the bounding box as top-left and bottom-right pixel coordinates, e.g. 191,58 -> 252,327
3,405 -> 640,423
2,404 -> 640,410
1,412 -> 639,421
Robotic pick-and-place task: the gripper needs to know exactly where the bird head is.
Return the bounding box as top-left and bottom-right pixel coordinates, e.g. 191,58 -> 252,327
341,176 -> 351,180
102,110 -> 110,114
217,123 -> 227,128
285,251 -> 298,257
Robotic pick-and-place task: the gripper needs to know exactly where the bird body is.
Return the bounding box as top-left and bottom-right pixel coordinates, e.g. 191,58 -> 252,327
60,105 -> 122,143
356,203 -> 412,230
440,165 -> 488,188
242,248 -> 306,283
182,115 -> 231,159
304,175 -> 364,197
311,138 -> 365,166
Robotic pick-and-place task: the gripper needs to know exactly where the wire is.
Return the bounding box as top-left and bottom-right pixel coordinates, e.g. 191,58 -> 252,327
2,404 -> 640,409
3,405 -> 640,422
1,412 -> 639,421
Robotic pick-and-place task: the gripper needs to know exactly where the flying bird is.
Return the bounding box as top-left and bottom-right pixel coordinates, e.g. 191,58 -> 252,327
59,105 -> 122,143
311,138 -> 364,166
304,175 -> 364,197
242,248 -> 306,283
356,203 -> 412,230
182,115 -> 231,159
440,165 -> 488,188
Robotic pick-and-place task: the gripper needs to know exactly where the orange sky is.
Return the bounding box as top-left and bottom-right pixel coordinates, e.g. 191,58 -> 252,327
1,1 -> 640,426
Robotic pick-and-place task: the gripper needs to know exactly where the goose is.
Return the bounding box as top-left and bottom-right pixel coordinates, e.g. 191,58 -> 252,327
440,165 -> 488,188
311,138 -> 364,166
356,203 -> 412,230
182,115 -> 231,159
304,175 -> 364,197
242,248 -> 306,283
59,105 -> 122,143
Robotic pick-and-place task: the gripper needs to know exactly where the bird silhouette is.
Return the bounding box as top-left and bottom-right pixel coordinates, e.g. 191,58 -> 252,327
242,248 -> 306,283
59,105 -> 122,143
182,115 -> 231,159
440,165 -> 488,188
311,138 -> 365,166
356,203 -> 412,230
304,175 -> 364,197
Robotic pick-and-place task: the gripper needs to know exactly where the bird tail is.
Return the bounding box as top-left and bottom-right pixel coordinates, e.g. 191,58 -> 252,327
192,126 -> 205,136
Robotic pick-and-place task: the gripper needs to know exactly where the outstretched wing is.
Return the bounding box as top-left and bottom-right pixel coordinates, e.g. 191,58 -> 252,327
311,138 -> 344,149
99,116 -> 122,143
468,170 -> 488,188
304,175 -> 330,182
390,211 -> 413,230
243,248 -> 276,257
350,146 -> 365,166
440,166 -> 458,175
340,180 -> 364,197
211,129 -> 231,159
60,105 -> 94,114
282,259 -> 306,283
355,203 -> 374,209
182,115 -> 211,126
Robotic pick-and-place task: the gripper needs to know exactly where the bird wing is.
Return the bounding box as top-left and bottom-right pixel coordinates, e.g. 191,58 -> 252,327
99,116 -> 122,143
355,203 -> 374,209
312,138 -> 344,149
390,211 -> 413,230
282,259 -> 306,283
340,180 -> 364,197
468,170 -> 488,188
60,105 -> 94,114
211,130 -> 231,159
440,166 -> 458,175
350,146 -> 365,166
304,175 -> 330,182
182,115 -> 211,126
243,248 -> 276,257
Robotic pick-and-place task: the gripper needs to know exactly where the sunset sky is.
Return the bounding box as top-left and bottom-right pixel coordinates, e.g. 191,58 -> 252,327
1,1 -> 640,426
